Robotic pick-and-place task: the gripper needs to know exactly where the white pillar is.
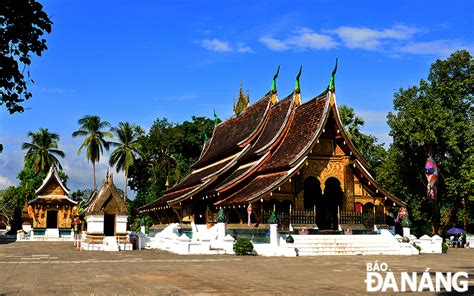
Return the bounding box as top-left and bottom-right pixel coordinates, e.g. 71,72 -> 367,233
270,224 -> 279,246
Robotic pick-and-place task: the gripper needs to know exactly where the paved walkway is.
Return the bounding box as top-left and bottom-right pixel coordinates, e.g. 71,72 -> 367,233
0,241 -> 473,295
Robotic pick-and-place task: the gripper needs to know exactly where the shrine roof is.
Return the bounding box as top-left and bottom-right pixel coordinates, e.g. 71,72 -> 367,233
83,174 -> 128,215
34,166 -> 71,197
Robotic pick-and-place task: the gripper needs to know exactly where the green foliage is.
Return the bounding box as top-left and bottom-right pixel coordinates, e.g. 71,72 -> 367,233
128,116 -> 215,211
402,236 -> 410,243
339,105 -> 387,174
109,122 -> 143,201
0,187 -> 21,226
0,0 -> 53,114
69,189 -> 93,202
442,242 -> 448,253
412,243 -> 421,252
267,211 -> 277,224
129,215 -> 152,233
401,217 -> 412,228
233,237 -> 254,255
381,50 -> 473,235
72,115 -> 113,189
286,234 -> 294,244
216,208 -> 228,223
21,128 -> 65,173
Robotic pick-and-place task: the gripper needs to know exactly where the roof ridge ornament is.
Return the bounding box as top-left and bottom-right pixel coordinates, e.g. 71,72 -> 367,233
213,109 -> 220,126
294,65 -> 302,105
328,58 -> 338,93
270,65 -> 280,104
233,80 -> 250,114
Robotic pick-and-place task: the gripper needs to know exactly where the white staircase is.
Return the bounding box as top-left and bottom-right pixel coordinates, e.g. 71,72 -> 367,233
103,236 -> 119,251
291,233 -> 403,256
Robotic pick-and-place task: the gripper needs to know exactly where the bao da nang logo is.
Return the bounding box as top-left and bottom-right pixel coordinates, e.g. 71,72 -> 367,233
365,261 -> 469,293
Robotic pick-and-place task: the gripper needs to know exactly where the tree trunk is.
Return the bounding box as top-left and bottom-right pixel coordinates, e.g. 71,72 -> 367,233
124,169 -> 128,204
92,161 -> 96,190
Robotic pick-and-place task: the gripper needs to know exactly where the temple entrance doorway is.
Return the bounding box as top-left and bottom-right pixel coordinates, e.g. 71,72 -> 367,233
104,214 -> 115,236
46,210 -> 58,228
304,177 -> 321,210
324,177 -> 343,230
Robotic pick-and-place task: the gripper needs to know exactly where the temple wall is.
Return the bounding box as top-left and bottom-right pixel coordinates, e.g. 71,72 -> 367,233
116,215 -> 128,234
86,215 -> 104,234
31,205 -> 73,228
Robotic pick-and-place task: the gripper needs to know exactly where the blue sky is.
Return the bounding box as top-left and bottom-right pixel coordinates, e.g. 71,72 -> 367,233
1,0 -> 473,194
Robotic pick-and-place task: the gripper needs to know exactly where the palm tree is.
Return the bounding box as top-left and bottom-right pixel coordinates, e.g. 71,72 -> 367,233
21,128 -> 65,173
72,115 -> 112,190
109,122 -> 143,203
339,105 -> 365,140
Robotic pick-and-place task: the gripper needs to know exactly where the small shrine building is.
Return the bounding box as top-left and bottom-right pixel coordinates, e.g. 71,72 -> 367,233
81,173 -> 130,250
27,166 -> 77,237
139,64 -> 406,230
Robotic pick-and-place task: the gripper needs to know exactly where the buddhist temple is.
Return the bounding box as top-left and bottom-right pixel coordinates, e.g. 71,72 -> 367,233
139,63 -> 406,231
27,166 -> 77,237
81,173 -> 131,251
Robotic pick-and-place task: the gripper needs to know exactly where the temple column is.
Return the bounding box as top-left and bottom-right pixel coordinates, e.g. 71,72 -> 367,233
344,162 -> 355,211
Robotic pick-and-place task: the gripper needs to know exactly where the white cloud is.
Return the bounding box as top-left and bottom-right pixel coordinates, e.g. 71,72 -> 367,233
198,38 -> 253,53
0,176 -> 15,188
260,28 -> 338,51
398,39 -> 474,57
259,35 -> 289,51
330,25 -> 420,50
235,42 -> 254,53
199,38 -> 232,52
288,27 -> 339,50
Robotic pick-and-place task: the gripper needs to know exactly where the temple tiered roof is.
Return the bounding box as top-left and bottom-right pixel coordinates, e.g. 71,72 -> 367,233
140,67 -> 405,213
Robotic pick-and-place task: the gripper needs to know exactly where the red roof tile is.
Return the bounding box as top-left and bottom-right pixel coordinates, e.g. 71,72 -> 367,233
193,95 -> 272,168
260,95 -> 327,172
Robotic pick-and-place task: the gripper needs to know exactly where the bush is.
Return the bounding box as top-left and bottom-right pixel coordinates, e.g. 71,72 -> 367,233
216,208 -> 228,223
442,242 -> 448,254
233,238 -> 254,255
412,243 -> 421,252
267,211 -> 277,224
286,234 -> 294,244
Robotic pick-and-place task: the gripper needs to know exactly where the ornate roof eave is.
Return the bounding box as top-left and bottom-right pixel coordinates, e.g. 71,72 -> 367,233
166,145 -> 252,205
215,151 -> 271,194
191,95 -> 272,170
167,177 -> 215,205
354,159 -> 406,207
164,145 -> 251,195
215,157 -> 307,206
237,96 -> 273,147
34,165 -> 70,196
329,92 -> 372,170
137,185 -> 200,212
28,195 -> 78,205
255,94 -> 295,155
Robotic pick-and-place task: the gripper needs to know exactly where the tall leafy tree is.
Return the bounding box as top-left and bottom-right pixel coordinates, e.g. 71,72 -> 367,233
0,0 -> 52,114
127,116 -> 215,222
339,105 -> 387,172
380,50 -> 473,235
72,115 -> 112,190
21,128 -> 65,173
109,122 -> 143,202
